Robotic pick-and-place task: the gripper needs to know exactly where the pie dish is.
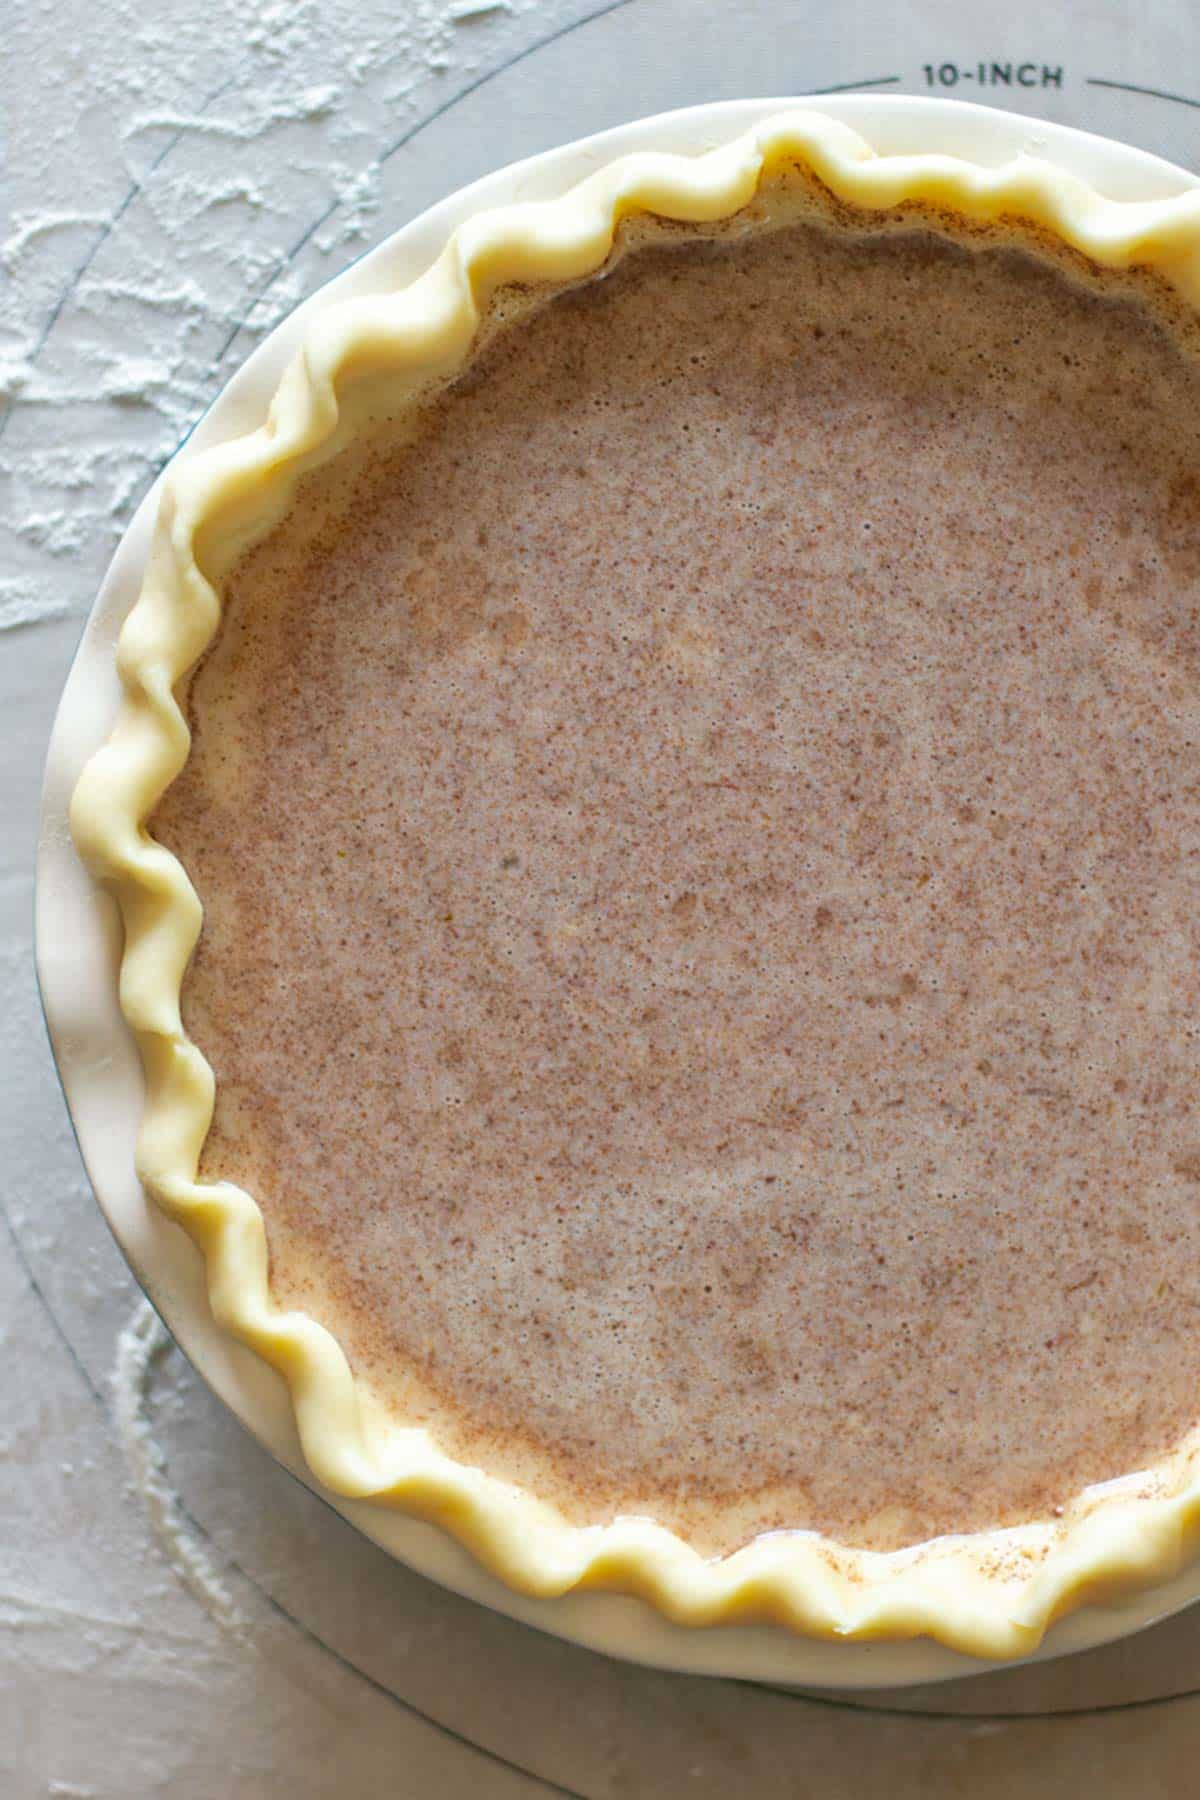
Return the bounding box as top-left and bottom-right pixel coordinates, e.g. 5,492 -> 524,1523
63,104 -> 1200,1663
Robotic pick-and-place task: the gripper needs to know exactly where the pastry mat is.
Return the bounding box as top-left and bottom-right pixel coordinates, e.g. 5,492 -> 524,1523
6,0 -> 1200,1792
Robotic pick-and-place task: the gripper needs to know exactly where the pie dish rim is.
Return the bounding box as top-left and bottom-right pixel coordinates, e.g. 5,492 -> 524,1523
59,96 -> 1200,1665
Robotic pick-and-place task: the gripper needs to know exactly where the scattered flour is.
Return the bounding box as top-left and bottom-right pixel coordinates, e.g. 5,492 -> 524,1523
2,212 -> 110,273
450,0 -> 514,20
1,0 -> 552,643
0,358 -> 33,402
0,581 -> 70,632
124,85 -> 342,144
111,1298 -> 246,1636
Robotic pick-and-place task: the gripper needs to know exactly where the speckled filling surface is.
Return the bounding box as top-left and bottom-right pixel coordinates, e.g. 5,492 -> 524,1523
153,207 -> 1200,1556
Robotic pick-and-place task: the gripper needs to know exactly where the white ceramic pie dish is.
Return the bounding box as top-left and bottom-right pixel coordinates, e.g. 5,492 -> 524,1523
37,92 -> 1200,1688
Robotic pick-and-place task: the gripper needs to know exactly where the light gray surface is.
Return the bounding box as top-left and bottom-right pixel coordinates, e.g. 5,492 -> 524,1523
10,1 -> 1200,1794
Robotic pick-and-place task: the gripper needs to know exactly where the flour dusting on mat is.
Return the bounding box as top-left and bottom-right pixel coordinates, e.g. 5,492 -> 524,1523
112,1299 -> 246,1635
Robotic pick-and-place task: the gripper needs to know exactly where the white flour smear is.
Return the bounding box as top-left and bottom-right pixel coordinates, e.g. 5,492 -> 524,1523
112,1298 -> 247,1636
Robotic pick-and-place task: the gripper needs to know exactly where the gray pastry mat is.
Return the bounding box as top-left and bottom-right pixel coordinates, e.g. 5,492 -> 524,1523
7,0 -> 1200,1791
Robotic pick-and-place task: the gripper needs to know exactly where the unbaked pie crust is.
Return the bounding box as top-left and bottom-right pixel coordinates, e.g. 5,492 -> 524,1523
70,111 -> 1200,1659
